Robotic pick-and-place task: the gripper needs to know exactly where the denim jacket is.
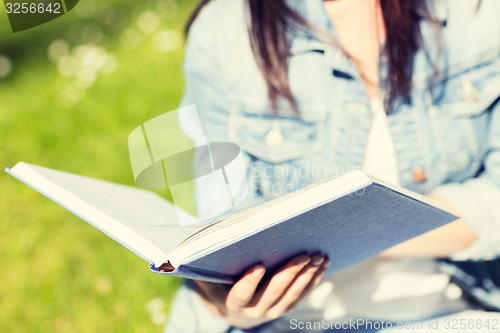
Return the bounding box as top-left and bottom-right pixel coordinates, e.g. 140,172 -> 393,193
179,0 -> 500,261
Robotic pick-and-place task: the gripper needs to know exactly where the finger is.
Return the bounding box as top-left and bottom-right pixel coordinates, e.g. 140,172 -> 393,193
250,254 -> 311,312
226,264 -> 266,311
285,257 -> 330,313
265,254 -> 326,318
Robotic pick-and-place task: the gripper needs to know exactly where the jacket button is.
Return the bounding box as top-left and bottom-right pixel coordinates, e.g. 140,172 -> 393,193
412,166 -> 427,182
265,123 -> 284,148
462,78 -> 479,102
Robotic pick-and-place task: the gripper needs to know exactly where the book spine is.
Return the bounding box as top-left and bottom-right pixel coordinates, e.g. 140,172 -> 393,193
149,263 -> 235,284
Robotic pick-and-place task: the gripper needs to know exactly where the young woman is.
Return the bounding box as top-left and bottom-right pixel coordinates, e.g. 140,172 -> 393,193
165,0 -> 500,332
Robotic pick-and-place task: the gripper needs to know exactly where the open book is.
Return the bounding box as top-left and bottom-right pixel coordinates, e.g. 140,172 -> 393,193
6,162 -> 457,283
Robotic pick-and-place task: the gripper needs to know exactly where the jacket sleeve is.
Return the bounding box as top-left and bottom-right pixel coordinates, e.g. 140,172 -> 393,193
178,6 -> 230,144
178,0 -> 257,225
431,80 -> 500,260
177,4 -> 244,219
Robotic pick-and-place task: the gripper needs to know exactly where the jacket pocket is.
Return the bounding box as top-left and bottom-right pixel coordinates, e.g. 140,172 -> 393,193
430,55 -> 500,117
429,57 -> 500,172
228,101 -> 327,164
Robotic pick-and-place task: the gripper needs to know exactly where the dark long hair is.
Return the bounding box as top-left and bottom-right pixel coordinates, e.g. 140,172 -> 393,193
186,0 -> 443,112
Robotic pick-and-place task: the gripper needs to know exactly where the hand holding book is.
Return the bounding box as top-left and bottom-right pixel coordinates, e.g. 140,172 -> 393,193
194,253 -> 329,330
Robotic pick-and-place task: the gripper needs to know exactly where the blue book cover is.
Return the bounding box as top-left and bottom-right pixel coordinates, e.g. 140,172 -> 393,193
152,181 -> 457,283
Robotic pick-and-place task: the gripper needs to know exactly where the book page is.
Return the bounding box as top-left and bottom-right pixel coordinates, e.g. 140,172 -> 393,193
8,162 -> 200,267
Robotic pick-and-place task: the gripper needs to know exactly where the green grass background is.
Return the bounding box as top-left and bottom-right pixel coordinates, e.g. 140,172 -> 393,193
0,1 -> 199,331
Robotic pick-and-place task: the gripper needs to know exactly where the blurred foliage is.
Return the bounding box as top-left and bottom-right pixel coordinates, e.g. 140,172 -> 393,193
0,0 -> 200,332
